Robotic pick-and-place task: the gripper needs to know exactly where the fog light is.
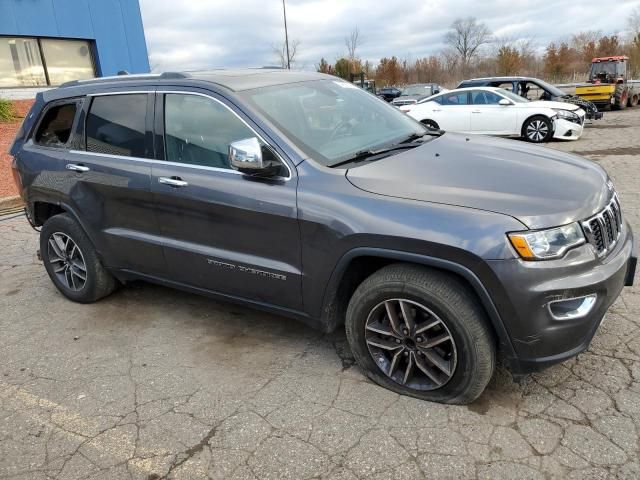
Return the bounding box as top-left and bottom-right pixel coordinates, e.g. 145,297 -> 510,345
547,294 -> 597,320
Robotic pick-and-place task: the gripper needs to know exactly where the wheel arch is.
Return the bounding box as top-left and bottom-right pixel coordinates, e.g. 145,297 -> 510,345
31,200 -> 101,255
319,247 -> 517,362
520,112 -> 553,138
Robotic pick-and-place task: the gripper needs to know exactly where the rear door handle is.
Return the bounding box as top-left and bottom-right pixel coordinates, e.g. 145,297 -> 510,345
432,109 -> 442,112
158,177 -> 188,188
472,110 -> 481,113
66,163 -> 90,173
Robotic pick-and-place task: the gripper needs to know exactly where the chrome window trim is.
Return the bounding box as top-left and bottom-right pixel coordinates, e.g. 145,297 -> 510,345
69,150 -> 244,175
83,90 -> 293,180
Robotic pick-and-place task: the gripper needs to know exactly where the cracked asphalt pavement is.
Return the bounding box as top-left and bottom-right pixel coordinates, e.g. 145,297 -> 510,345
1,109 -> 639,480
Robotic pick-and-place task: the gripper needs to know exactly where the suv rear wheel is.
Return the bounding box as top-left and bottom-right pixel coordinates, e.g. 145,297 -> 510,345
41,214 -> 117,303
345,264 -> 495,404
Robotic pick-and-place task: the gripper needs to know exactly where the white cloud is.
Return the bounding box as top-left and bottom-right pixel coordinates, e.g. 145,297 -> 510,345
139,0 -> 640,71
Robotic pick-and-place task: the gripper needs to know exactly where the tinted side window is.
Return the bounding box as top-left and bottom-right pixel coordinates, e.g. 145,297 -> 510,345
164,94 -> 255,169
35,102 -> 78,147
86,94 -> 149,158
471,90 -> 502,105
441,92 -> 469,105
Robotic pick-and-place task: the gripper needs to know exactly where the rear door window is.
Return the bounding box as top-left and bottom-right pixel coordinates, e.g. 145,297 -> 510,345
86,94 -> 150,158
34,101 -> 79,147
441,92 -> 469,105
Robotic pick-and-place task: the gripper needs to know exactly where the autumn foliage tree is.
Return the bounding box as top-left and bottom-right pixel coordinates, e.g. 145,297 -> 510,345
495,46 -> 523,76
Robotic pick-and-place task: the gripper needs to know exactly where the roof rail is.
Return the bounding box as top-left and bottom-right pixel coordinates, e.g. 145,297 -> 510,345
59,72 -> 191,88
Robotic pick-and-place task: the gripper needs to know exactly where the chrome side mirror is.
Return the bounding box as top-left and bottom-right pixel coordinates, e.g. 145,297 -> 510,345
229,137 -> 263,172
229,137 -> 281,177
498,99 -> 512,106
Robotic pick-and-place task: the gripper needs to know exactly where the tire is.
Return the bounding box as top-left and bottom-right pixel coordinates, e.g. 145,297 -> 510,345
522,115 -> 553,143
421,119 -> 440,130
345,264 -> 495,405
630,95 -> 639,108
613,85 -> 628,110
40,213 -> 117,303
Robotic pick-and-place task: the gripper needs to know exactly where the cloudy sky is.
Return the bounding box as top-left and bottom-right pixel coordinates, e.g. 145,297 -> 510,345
139,0 -> 640,71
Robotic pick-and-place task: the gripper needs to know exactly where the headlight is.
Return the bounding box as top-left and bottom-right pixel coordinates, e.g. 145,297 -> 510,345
508,223 -> 585,260
553,109 -> 579,121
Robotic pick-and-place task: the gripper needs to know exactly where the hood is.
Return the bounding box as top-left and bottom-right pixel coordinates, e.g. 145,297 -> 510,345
526,100 -> 581,111
346,133 -> 610,229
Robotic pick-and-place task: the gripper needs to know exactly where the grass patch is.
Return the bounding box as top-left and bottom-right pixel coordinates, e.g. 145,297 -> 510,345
0,99 -> 15,122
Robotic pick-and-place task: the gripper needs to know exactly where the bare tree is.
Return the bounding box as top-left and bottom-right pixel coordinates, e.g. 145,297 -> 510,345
629,7 -> 640,36
273,39 -> 300,68
345,26 -> 361,61
444,17 -> 492,76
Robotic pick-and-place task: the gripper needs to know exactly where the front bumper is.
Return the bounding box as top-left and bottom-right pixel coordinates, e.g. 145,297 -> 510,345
488,222 -> 635,374
552,118 -> 584,141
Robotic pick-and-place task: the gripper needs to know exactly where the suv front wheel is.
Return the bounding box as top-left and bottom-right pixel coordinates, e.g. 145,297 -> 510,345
345,264 -> 495,404
40,213 -> 117,303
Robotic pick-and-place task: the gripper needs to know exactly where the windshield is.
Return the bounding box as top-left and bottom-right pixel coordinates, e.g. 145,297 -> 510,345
241,79 -> 427,166
533,79 -> 566,97
498,89 -> 529,103
401,85 -> 432,96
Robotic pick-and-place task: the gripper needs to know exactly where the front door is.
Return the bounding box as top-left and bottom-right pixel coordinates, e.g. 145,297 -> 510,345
151,89 -> 303,311
469,90 -> 518,135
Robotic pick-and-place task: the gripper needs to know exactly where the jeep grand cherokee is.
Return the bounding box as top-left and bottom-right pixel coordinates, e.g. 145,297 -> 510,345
10,70 -> 636,404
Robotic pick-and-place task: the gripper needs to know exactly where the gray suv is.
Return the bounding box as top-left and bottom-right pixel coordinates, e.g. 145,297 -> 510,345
10,70 -> 636,404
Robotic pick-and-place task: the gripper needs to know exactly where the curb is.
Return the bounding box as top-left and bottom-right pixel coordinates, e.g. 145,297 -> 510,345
0,195 -> 23,213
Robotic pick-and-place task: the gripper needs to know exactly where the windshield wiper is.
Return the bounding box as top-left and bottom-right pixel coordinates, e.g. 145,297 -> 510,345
329,139 -> 427,168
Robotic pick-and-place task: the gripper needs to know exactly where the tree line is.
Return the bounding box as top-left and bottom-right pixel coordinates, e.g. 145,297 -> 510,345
299,11 -> 640,88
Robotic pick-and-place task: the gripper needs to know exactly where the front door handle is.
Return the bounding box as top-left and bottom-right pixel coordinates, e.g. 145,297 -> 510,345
66,163 -> 90,173
432,109 -> 442,112
472,110 -> 481,113
158,177 -> 188,188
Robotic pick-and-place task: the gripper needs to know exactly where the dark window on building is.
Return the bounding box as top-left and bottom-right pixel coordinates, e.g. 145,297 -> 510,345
0,36 -> 95,88
86,94 -> 149,158
35,102 -> 78,147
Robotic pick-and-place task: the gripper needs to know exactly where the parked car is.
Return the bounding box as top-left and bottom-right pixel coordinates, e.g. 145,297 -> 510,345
457,76 -> 603,120
392,83 -> 443,106
377,87 -> 402,102
11,70 -> 636,404
400,87 -> 586,142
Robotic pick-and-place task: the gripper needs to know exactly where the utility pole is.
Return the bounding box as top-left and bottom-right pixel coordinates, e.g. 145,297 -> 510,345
282,0 -> 291,69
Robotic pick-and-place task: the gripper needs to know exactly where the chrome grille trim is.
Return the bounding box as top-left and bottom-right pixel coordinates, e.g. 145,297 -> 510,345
581,195 -> 622,256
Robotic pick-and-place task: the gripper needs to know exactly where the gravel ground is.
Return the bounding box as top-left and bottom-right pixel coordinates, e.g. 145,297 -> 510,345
0,109 -> 639,480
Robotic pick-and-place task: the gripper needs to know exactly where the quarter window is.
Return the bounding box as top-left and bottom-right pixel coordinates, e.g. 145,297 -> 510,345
86,94 -> 149,158
164,94 -> 255,169
34,102 -> 78,147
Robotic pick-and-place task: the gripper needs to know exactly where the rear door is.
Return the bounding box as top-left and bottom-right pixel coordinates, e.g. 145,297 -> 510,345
150,88 -> 303,310
431,91 -> 471,131
63,90 -> 166,275
469,90 -> 519,134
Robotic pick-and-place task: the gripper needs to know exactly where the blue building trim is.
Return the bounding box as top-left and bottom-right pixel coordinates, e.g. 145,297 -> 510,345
0,0 -> 150,75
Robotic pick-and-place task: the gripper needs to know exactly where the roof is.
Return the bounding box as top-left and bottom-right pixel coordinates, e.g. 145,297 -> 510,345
459,76 -> 534,83
592,56 -> 628,62
59,69 -> 332,92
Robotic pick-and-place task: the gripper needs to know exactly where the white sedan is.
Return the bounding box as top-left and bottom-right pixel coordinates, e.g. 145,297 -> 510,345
400,87 -> 585,142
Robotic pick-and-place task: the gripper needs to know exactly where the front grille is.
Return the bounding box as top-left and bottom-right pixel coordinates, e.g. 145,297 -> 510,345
582,195 -> 623,256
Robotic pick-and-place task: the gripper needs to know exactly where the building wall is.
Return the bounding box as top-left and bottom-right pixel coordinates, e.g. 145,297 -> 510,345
0,0 -> 150,76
